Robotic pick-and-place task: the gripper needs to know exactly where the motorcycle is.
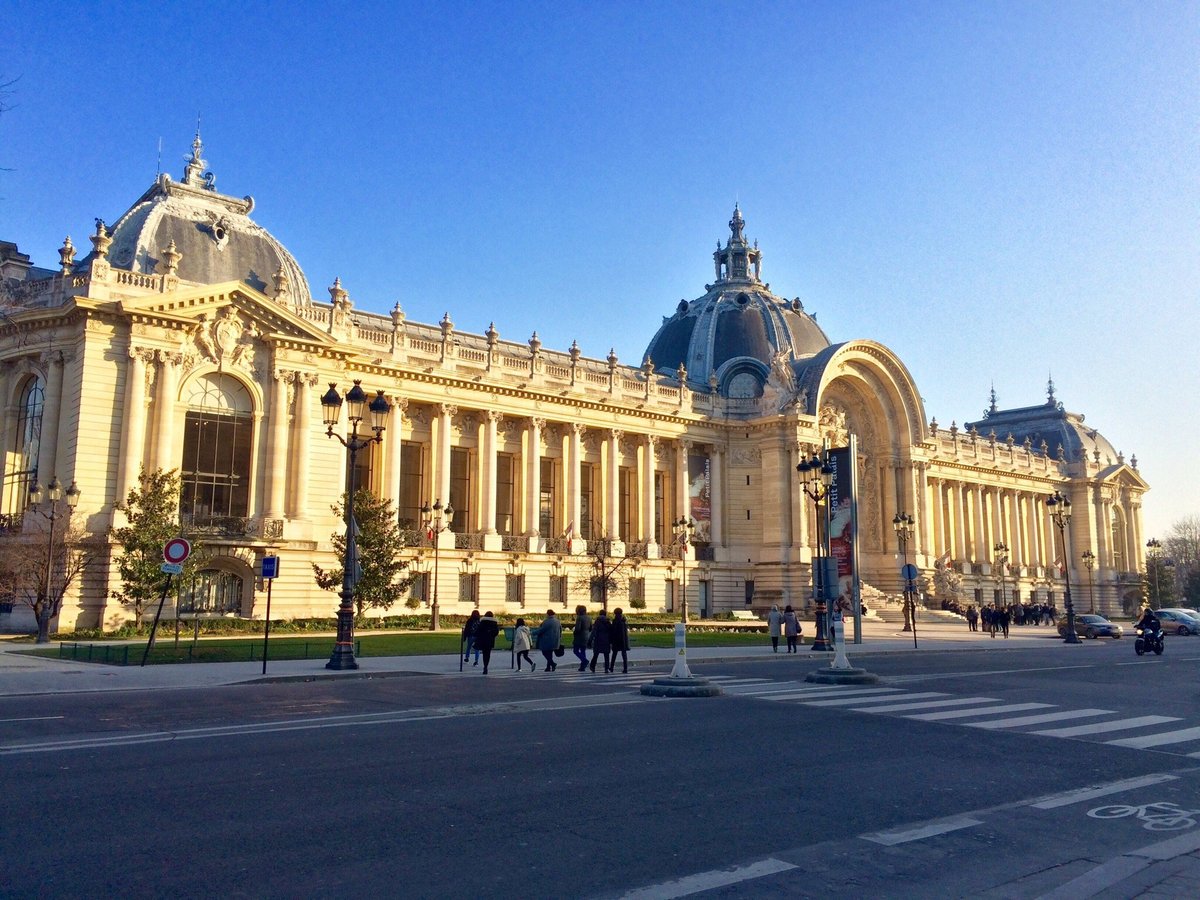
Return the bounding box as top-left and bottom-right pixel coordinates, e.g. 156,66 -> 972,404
1135,626 -> 1165,656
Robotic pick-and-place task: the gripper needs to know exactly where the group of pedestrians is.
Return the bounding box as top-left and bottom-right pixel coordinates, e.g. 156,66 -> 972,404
461,606 -> 631,674
963,602 -> 1060,637
766,604 -> 804,652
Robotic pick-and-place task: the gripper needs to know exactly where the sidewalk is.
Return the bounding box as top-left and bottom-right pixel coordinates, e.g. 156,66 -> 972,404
0,617 -> 1061,698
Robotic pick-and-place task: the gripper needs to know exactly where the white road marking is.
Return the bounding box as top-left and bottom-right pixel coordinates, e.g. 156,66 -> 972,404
0,715 -> 65,723
1030,774 -> 1178,809
857,697 -> 1000,714
619,858 -> 797,899
796,689 -> 908,706
967,709 -> 1112,729
905,702 -> 1052,721
862,816 -> 982,846
1107,725 -> 1200,749
1033,715 -> 1181,738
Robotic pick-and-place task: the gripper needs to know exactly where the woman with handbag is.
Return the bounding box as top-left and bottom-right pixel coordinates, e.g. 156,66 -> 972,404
530,610 -> 562,672
610,607 -> 631,673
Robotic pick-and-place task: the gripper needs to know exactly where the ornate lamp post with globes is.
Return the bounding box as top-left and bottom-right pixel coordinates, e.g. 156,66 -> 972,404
1081,549 -> 1097,614
420,499 -> 454,631
797,451 -> 835,651
1046,490 -> 1080,645
320,379 -> 392,670
1146,538 -> 1164,609
993,542 -> 1010,610
26,476 -> 81,644
672,516 -> 696,624
893,512 -> 917,647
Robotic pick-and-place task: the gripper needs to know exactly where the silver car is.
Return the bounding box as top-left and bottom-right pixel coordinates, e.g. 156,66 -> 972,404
1157,609 -> 1200,635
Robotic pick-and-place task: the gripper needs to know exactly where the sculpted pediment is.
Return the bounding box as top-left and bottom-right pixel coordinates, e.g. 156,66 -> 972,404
1098,463 -> 1150,492
117,280 -> 338,348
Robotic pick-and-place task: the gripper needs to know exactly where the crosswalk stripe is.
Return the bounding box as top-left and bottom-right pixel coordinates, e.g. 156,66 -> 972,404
968,709 -> 1112,729
800,690 -> 918,707
1107,725 -> 1200,749
858,697 -> 1000,714
905,702 -> 1053,721
1033,715 -> 1182,738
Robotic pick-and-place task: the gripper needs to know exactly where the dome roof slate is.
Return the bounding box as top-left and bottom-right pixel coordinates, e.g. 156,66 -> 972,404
643,207 -> 830,396
85,134 -> 312,306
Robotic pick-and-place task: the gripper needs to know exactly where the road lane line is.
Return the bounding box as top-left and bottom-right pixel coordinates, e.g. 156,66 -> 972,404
794,688 -> 907,706
1033,715 -> 1182,737
1107,725 -> 1200,749
1030,773 -> 1178,809
906,702 -> 1052,721
0,715 -> 65,723
857,697 -> 1001,713
862,817 -> 982,846
967,709 -> 1112,729
619,857 -> 797,899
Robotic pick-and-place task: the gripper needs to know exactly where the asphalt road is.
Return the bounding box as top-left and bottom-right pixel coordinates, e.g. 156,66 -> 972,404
4,641 -> 1200,899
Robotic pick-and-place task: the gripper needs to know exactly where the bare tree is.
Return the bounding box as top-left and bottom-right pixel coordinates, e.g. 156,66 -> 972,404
571,536 -> 644,612
0,523 -> 101,643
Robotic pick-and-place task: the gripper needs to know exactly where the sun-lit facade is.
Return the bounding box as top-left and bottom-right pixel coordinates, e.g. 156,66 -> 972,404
0,138 -> 1150,632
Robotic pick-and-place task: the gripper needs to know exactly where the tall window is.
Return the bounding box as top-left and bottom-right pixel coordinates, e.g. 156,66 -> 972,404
449,447 -> 472,533
618,466 -> 633,541
180,570 -> 244,615
505,573 -> 525,607
397,442 -> 425,530
549,574 -> 567,606
654,472 -> 666,545
539,457 -> 557,537
3,375 -> 43,516
180,374 -> 253,524
580,464 -> 597,540
496,453 -> 516,534
459,572 -> 479,607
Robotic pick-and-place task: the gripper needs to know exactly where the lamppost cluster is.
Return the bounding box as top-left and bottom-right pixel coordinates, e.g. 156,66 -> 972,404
421,499 -> 454,631
1045,490 -> 1080,645
797,451 -> 834,651
993,541 -> 1009,609
27,476 -> 81,641
320,379 -> 391,670
672,516 -> 696,624
1146,538 -> 1164,609
893,512 -> 917,647
1081,549 -> 1097,614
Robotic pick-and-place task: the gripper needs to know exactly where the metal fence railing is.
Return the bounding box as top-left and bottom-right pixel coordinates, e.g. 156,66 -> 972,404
56,640 -> 361,666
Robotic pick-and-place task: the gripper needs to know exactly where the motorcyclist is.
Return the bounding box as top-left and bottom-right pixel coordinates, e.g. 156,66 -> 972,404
1135,606 -> 1161,634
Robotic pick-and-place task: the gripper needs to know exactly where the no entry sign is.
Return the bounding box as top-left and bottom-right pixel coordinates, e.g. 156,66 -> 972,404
163,538 -> 191,565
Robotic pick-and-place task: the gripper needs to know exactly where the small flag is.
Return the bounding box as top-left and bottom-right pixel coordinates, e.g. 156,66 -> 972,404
562,521 -> 574,540
935,549 -> 952,568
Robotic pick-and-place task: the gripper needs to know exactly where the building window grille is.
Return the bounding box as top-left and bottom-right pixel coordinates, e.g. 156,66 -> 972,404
180,374 -> 253,526
505,573 -> 525,607
550,574 -> 567,606
458,572 -> 479,607
180,570 -> 244,615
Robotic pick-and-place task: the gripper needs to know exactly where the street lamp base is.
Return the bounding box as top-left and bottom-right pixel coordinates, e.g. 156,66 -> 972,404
326,645 -> 359,669
901,625 -> 912,632
1063,634 -> 1082,644
430,603 -> 440,632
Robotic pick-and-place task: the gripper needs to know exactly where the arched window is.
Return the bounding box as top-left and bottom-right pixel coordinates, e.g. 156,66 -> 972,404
2,375 -> 44,517
180,373 -> 253,527
180,569 -> 245,615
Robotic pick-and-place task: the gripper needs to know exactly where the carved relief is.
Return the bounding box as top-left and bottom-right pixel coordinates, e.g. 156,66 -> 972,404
730,447 -> 761,467
189,307 -> 260,371
819,404 -> 849,447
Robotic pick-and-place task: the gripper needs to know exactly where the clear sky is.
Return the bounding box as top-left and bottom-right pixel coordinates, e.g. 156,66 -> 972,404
3,0 -> 1197,538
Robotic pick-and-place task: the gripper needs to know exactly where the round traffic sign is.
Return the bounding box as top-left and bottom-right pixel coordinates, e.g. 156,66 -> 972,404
163,538 -> 192,565
901,563 -> 919,582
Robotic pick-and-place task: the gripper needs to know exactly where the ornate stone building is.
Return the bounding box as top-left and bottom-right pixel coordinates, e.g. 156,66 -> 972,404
0,138 -> 1150,631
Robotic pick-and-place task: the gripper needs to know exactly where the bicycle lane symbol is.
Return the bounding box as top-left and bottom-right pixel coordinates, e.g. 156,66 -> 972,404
1088,801 -> 1200,831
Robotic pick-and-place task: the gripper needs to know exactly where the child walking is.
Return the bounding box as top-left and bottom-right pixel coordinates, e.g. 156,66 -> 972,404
513,618 -> 535,671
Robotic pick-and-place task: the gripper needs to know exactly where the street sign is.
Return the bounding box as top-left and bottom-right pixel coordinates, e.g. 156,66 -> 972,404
901,563 -> 919,582
163,538 -> 191,565
261,555 -> 279,579
161,562 -> 183,575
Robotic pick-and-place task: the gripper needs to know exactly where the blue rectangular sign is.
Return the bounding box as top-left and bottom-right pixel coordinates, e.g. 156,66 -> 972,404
261,556 -> 280,580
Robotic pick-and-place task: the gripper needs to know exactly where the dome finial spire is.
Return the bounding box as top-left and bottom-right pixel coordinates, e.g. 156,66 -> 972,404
1046,372 -> 1057,405
182,117 -> 216,191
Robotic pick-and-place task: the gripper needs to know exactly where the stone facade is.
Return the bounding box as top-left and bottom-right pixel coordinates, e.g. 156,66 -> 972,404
0,141 -> 1149,631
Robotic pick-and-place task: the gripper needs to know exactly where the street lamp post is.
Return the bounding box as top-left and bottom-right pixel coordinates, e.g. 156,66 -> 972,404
993,541 -> 1009,611
797,452 -> 835,651
1146,538 -> 1163,609
1046,490 -> 1080,645
1081,549 -> 1097,614
26,477 -> 81,643
672,517 -> 695,624
893,512 -> 917,648
420,500 -> 454,631
320,380 -> 391,670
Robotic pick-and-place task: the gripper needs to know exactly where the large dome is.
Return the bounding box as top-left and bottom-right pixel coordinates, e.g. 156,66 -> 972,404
644,207 -> 829,398
84,134 -> 312,306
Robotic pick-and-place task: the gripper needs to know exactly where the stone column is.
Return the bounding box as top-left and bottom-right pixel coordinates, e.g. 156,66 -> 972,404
640,435 -> 657,544
606,429 -> 622,539
970,486 -> 986,565
568,423 -> 583,544
436,403 -> 455,506
710,445 -> 724,549
265,368 -> 291,521
676,440 -> 691,524
290,374 -> 315,520
153,351 -> 179,473
950,481 -> 967,562
525,417 -> 543,535
483,411 -> 501,534
383,396 -> 407,508
36,351 -> 65,483
115,349 -> 149,501
790,444 -> 808,556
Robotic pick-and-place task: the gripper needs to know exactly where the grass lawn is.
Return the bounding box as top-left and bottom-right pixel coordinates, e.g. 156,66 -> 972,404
24,625 -> 781,665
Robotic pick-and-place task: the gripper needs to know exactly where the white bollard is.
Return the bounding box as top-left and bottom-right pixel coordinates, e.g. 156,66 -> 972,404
669,622 -> 693,679
831,616 -> 853,669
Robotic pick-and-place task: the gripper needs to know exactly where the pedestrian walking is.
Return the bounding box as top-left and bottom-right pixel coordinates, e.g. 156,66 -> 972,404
513,618 -> 534,671
783,605 -> 801,653
966,605 -> 978,632
610,608 -> 631,673
572,604 -> 592,671
999,605 -> 1010,638
767,604 -> 784,652
463,609 -> 481,665
531,610 -> 562,672
473,611 -> 500,673
589,608 -> 612,672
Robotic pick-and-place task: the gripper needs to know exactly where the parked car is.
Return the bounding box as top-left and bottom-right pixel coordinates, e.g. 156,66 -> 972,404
1058,614 -> 1123,639
1156,609 -> 1200,635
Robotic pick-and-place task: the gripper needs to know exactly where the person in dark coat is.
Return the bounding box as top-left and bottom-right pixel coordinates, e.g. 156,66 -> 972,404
783,605 -> 801,653
473,611 -> 500,674
609,608 -> 631,673
530,610 -> 562,672
572,605 -> 592,672
462,609 -> 481,665
966,605 -> 978,632
589,609 -> 612,673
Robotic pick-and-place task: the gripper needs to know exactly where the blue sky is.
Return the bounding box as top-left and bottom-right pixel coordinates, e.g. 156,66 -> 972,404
3,0 -> 1197,537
